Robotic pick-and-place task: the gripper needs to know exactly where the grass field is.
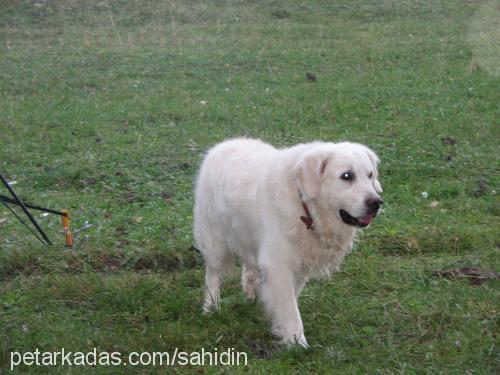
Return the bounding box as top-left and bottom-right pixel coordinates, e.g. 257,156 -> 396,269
0,0 -> 499,373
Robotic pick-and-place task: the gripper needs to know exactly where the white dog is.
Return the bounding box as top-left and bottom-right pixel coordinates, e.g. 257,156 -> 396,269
193,138 -> 383,347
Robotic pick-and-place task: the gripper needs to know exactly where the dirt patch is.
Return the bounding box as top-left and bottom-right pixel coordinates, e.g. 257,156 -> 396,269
434,267 -> 499,285
271,9 -> 291,19
244,339 -> 277,359
132,249 -> 202,271
370,231 -> 481,256
0,258 -> 40,280
99,255 -> 123,270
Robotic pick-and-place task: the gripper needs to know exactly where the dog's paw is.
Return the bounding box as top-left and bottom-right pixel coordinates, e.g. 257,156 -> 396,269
243,284 -> 257,301
202,300 -> 220,315
282,334 -> 309,349
241,268 -> 259,302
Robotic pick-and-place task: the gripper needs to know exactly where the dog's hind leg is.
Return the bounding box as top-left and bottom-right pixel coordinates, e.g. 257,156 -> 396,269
203,264 -> 222,313
194,205 -> 233,313
199,234 -> 234,314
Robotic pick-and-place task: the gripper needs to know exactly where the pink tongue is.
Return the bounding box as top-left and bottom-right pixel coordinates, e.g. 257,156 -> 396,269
359,214 -> 374,225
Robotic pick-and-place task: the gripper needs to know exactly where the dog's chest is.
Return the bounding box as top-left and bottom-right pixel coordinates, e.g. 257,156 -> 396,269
297,230 -> 355,278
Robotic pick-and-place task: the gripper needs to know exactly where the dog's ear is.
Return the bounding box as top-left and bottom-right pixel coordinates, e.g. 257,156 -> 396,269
364,147 -> 383,193
294,151 -> 329,200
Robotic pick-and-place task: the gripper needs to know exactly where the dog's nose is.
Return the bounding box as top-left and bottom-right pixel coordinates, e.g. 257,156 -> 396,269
366,197 -> 383,212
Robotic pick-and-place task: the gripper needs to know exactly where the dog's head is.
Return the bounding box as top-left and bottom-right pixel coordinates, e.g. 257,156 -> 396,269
294,142 -> 383,228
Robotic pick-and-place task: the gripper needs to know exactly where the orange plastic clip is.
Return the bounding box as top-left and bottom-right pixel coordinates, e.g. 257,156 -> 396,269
61,210 -> 73,248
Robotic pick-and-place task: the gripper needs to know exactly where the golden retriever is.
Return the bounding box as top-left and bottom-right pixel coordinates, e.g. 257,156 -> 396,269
193,138 -> 383,347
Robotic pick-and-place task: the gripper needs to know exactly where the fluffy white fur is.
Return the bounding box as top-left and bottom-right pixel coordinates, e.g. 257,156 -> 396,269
193,138 -> 383,347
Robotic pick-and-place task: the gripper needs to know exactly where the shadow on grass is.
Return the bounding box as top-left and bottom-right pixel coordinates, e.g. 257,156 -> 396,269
366,227 -> 494,256
0,247 -> 203,282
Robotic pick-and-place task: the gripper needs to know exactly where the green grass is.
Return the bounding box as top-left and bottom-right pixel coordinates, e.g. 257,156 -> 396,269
0,0 -> 499,373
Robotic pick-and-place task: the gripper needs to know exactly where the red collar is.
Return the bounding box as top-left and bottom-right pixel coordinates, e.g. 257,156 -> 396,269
300,201 -> 314,230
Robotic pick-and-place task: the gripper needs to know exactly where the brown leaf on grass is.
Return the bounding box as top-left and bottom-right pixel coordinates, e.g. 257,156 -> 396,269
468,60 -> 479,73
121,119 -> 129,133
441,136 -> 457,145
473,178 -> 487,197
122,191 -> 136,204
115,226 -> 128,235
306,72 -> 317,82
161,191 -> 173,203
80,177 -> 97,187
118,239 -> 130,247
434,267 -> 500,286
171,162 -> 191,171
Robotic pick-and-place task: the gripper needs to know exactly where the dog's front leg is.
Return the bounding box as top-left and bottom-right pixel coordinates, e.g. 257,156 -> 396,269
259,262 -> 308,348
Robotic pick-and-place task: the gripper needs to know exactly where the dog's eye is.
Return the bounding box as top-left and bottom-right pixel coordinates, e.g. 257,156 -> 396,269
368,172 -> 373,179
341,171 -> 354,181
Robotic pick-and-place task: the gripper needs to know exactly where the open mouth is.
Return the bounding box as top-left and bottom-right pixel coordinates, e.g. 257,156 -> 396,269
339,209 -> 376,228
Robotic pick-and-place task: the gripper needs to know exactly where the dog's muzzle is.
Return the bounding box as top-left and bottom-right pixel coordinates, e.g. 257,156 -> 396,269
339,197 -> 383,228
